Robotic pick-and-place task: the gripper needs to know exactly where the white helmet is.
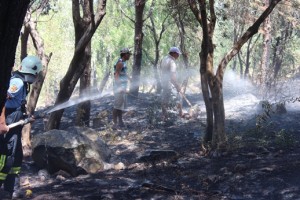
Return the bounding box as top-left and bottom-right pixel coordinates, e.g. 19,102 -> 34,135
20,56 -> 43,75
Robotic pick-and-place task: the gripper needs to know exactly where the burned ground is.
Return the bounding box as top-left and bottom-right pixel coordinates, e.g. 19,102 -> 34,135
13,92 -> 300,200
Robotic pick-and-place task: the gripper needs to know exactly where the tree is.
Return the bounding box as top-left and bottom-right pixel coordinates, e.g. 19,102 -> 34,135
188,0 -> 282,148
129,0 -> 148,98
144,2 -> 170,93
46,0 -> 107,130
74,0 -> 94,127
20,3 -> 52,156
259,0 -> 272,98
0,0 -> 30,114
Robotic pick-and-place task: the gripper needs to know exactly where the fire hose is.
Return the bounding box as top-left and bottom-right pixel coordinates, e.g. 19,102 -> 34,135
7,117 -> 35,129
7,112 -> 46,129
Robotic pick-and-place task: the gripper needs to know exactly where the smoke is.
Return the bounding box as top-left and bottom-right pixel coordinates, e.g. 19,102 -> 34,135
45,67 -> 300,123
222,69 -> 260,119
222,69 -> 300,118
223,69 -> 257,99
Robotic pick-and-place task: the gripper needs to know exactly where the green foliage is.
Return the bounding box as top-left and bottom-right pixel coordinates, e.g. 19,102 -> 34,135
19,0 -> 300,107
228,123 -> 298,150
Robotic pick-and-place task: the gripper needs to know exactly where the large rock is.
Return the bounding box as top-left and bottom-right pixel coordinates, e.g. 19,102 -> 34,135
32,126 -> 111,176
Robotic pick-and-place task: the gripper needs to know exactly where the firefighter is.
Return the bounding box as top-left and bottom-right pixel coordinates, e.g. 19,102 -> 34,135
0,56 -> 42,198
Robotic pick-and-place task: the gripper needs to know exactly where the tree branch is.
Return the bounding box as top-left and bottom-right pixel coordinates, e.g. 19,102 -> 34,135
216,0 -> 282,79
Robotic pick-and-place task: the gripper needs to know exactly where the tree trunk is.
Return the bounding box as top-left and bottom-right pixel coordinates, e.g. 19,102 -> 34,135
98,71 -> 111,94
20,25 -> 30,60
244,38 -> 252,78
237,52 -> 243,78
129,0 -> 146,98
272,21 -> 292,80
146,13 -> 169,94
188,0 -> 282,148
75,0 -> 93,127
176,14 -> 190,94
21,11 -> 52,156
46,0 -> 107,130
0,0 -> 30,111
154,44 -> 162,93
212,0 -> 282,148
197,0 -> 215,144
259,0 -> 272,98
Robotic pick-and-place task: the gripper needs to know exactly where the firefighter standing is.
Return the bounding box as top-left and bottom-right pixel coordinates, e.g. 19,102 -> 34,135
0,56 -> 42,198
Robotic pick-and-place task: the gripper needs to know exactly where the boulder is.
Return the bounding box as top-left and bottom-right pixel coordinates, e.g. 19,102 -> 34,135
32,126 -> 111,176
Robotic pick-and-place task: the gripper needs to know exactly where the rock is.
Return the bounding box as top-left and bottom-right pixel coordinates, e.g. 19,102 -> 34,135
234,163 -> 247,173
138,149 -> 178,163
38,169 -> 50,181
67,126 -> 112,161
56,175 -> 66,181
114,162 -> 126,170
54,170 -> 72,178
32,126 -> 112,176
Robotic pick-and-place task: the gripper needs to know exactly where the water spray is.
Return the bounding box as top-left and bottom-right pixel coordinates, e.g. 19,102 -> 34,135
46,90 -> 113,114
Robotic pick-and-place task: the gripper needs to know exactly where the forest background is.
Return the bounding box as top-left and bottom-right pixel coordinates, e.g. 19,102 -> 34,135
9,0 -> 300,150
18,0 -> 299,107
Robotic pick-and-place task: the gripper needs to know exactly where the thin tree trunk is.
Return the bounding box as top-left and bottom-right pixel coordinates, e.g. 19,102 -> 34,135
129,0 -> 146,98
75,0 -> 93,127
189,0 -> 282,148
213,0 -> 281,148
21,11 -> 52,156
46,0 -> 107,130
272,22 -> 292,80
237,52 -> 243,78
260,0 -> 272,98
146,13 -> 169,94
175,12 -> 190,94
98,71 -> 111,94
244,37 -> 252,78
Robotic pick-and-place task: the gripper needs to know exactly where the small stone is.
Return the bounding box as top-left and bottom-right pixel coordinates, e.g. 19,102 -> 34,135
114,162 -> 126,170
56,175 -> 66,181
38,169 -> 50,181
234,164 -> 247,173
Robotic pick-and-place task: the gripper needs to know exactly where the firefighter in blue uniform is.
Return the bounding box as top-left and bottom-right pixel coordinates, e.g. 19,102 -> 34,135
0,56 -> 42,198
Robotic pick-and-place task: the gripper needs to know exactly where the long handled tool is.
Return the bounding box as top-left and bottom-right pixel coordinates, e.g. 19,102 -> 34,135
178,92 -> 200,118
179,92 -> 192,107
